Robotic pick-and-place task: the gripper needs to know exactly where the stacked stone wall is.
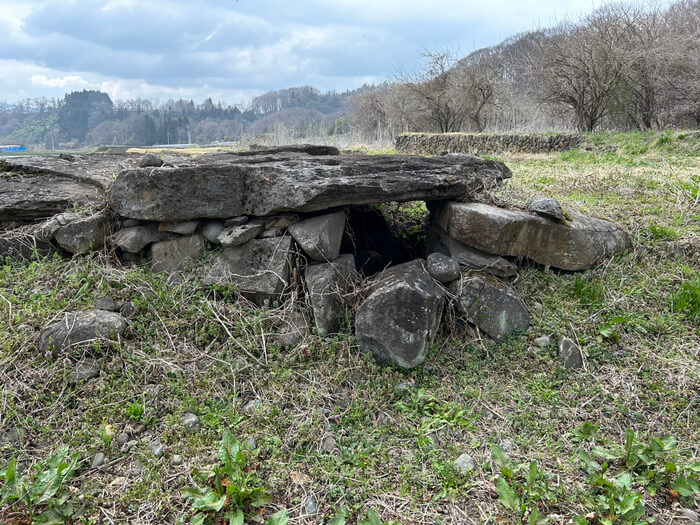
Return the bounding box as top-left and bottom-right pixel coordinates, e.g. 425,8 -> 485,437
396,133 -> 583,155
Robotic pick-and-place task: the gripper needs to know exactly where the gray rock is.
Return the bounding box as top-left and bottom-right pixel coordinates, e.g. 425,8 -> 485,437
355,260 -> 445,369
151,235 -> 205,274
35,212 -> 77,241
433,227 -> 517,278
679,508 -> 699,523
137,154 -> 163,168
243,437 -> 258,451
224,216 -> 248,227
55,212 -> 109,254
91,452 -> 106,468
454,453 -> 475,474
270,310 -> 308,348
217,223 -> 263,247
0,231 -> 52,260
305,254 -> 356,336
426,252 -> 460,284
171,454 -> 184,466
96,296 -> 122,312
288,211 -> 346,262
558,336 -> 583,369
150,439 -> 164,457
107,154 -> 511,221
69,358 -> 100,382
2,427 -> 23,446
302,496 -> 319,516
119,301 -> 138,320
116,432 -> 129,446
158,221 -> 199,235
438,202 -> 631,271
528,197 -> 564,221
181,413 -> 201,434
534,336 -> 552,348
244,399 -> 262,413
121,439 -> 138,452
202,221 -> 225,243
450,275 -> 530,342
204,236 -> 293,304
40,309 -> 127,356
320,435 -> 337,453
112,226 -> 168,253
533,335 -> 552,348
0,161 -> 104,221
394,382 -> 413,396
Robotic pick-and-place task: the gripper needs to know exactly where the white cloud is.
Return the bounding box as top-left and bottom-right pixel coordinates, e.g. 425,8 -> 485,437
31,74 -> 90,89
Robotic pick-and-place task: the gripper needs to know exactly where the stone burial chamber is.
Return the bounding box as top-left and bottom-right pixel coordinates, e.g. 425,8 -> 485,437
0,145 -> 632,369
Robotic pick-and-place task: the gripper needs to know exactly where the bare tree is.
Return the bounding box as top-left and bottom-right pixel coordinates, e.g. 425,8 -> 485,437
537,6 -> 635,132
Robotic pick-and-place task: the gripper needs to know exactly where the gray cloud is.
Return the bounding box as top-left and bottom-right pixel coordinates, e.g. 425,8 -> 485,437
0,0 -> 625,104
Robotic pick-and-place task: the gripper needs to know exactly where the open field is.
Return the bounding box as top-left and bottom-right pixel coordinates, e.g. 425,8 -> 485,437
1,131 -> 698,524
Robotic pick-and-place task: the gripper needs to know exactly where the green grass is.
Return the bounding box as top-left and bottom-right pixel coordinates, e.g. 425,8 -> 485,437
1,132 -> 699,523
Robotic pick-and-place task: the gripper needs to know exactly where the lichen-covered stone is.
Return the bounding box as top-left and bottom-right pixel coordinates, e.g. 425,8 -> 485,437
355,260 -> 445,369
450,274 -> 530,342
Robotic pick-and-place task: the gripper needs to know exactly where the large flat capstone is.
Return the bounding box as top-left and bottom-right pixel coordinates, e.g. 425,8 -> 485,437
107,154 -> 511,221
438,202 -> 631,271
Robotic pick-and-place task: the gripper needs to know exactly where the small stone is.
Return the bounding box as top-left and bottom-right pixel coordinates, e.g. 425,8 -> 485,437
224,216 -> 248,227
96,296 -> 122,312
151,235 -> 205,274
679,508 -> 699,522
119,301 -> 138,320
181,413 -> 201,434
531,302 -> 544,314
320,435 -> 337,453
500,439 -> 515,453
394,382 -> 413,396
150,439 -> 164,457
558,336 -> 583,369
454,453 -> 475,474
121,439 -> 138,452
426,252 -> 460,284
243,437 -> 258,451
137,154 -> 163,168
69,358 -> 100,382
288,211 -> 346,262
116,432 -> 129,446
171,454 -> 184,466
55,212 -> 109,254
91,452 -> 106,468
112,226 -> 168,253
317,407 -> 331,417
217,223 -> 263,247
528,197 -> 564,221
534,336 -> 552,348
134,424 -> 146,435
158,221 -> 199,235
244,399 -> 262,413
40,309 -> 127,357
3,427 -> 23,446
302,496 -> 319,515
202,221 -> 225,243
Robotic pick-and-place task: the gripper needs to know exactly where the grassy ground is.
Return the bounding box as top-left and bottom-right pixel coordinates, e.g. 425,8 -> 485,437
0,131 -> 698,524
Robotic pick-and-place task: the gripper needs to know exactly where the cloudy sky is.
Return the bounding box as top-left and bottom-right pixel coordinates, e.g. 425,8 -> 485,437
1,0 -> 623,106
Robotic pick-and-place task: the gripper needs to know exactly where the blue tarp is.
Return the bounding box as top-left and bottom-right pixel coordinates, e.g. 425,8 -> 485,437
0,145 -> 27,152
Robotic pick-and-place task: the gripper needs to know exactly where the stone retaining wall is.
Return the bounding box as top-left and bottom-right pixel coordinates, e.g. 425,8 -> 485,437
396,133 -> 584,155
